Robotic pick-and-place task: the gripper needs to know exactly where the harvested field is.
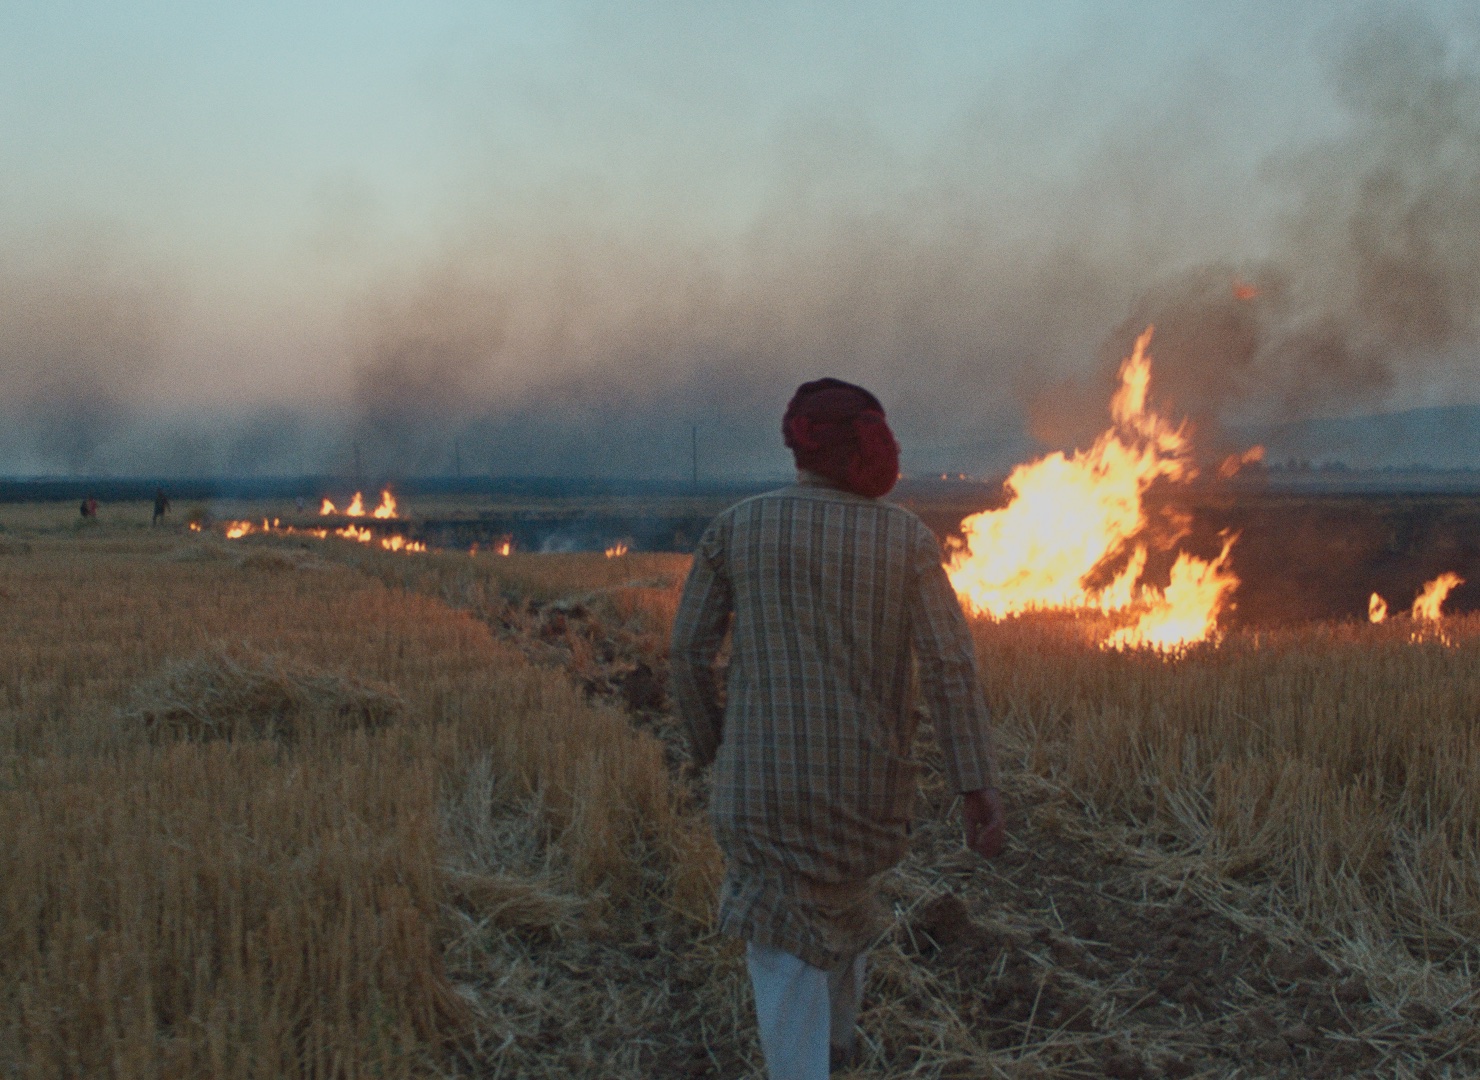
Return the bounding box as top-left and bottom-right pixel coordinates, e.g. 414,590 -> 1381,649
4,508 -> 1480,1077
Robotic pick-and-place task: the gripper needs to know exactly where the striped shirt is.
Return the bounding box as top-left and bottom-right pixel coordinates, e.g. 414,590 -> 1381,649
670,476 -> 997,968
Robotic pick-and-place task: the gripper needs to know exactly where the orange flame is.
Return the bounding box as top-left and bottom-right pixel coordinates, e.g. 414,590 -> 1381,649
947,328 -> 1239,650
379,534 -> 426,553
371,490 -> 397,519
217,515 -> 426,555
1106,536 -> 1238,651
320,498 -> 336,515
1369,593 -> 1388,623
605,541 -> 629,558
497,539 -> 512,557
1412,572 -> 1463,621
1218,445 -> 1265,479
345,492 -> 365,517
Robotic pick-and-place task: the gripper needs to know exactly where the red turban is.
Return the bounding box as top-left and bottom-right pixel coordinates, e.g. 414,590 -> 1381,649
782,378 -> 900,499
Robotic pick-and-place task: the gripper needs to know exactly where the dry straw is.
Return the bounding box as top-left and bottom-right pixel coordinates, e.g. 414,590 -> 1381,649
0,535 -> 714,1078
7,520 -> 1480,1077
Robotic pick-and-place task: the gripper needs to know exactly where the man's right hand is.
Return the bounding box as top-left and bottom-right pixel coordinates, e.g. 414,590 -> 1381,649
961,787 -> 1006,859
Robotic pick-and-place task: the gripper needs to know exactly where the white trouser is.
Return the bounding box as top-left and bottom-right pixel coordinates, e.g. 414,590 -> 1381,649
745,942 -> 865,1080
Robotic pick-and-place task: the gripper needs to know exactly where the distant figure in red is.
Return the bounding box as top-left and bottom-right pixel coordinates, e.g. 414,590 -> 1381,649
80,496 -> 99,520
152,488 -> 170,526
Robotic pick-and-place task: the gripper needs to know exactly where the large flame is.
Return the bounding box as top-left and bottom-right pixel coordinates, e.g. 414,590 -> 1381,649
1412,572 -> 1463,621
947,328 -> 1240,650
372,490 -> 397,519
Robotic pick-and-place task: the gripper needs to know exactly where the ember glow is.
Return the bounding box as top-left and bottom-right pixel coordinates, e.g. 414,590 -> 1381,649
946,328 -> 1241,651
1412,572 -> 1464,621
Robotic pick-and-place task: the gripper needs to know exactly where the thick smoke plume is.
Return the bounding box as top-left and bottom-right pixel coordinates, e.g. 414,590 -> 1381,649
340,8 -> 1480,481
4,10 -> 1476,480
1100,9 -> 1480,453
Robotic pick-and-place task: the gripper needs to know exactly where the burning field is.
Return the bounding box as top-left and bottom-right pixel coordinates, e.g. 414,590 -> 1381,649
4,342 -> 1480,1077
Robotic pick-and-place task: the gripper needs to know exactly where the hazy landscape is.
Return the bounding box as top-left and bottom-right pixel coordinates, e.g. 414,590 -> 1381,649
7,2 -> 1480,1076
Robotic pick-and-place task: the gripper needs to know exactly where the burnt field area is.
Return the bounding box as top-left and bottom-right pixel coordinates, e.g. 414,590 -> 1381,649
897,481 -> 1480,629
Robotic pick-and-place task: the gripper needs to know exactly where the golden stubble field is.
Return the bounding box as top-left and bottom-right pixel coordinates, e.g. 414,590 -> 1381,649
4,499 -> 1480,1078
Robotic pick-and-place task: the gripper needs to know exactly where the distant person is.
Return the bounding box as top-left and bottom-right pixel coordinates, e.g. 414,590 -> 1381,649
152,488 -> 170,526
670,378 -> 1005,1080
80,496 -> 98,520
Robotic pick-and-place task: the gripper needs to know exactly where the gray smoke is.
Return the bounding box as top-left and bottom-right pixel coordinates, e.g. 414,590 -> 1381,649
1098,7 -> 1480,452
0,237 -> 177,474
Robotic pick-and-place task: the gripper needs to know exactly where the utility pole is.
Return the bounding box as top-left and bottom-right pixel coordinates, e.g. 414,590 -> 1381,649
454,440 -> 462,479
691,425 -> 698,491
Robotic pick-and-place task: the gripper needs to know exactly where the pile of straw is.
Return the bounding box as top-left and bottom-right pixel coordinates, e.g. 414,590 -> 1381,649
116,647 -> 404,744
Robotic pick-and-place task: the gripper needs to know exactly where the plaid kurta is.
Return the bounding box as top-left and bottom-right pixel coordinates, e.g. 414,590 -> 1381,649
670,476 -> 997,969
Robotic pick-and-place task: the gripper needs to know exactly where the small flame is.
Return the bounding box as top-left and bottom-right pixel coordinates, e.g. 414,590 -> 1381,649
371,490 -> 397,519
1218,445 -> 1265,479
497,539 -> 512,557
1369,593 -> 1388,623
188,522 -> 201,532
1412,572 -> 1463,621
605,541 -> 629,558
345,492 -> 365,517
320,498 -> 336,515
217,515 -> 426,555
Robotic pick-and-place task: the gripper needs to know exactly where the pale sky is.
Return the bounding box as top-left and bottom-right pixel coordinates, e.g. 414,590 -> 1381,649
1,1 -> 1478,475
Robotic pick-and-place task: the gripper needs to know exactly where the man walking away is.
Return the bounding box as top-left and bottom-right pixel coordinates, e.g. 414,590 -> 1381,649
670,378 -> 1006,1079
152,488 -> 170,527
